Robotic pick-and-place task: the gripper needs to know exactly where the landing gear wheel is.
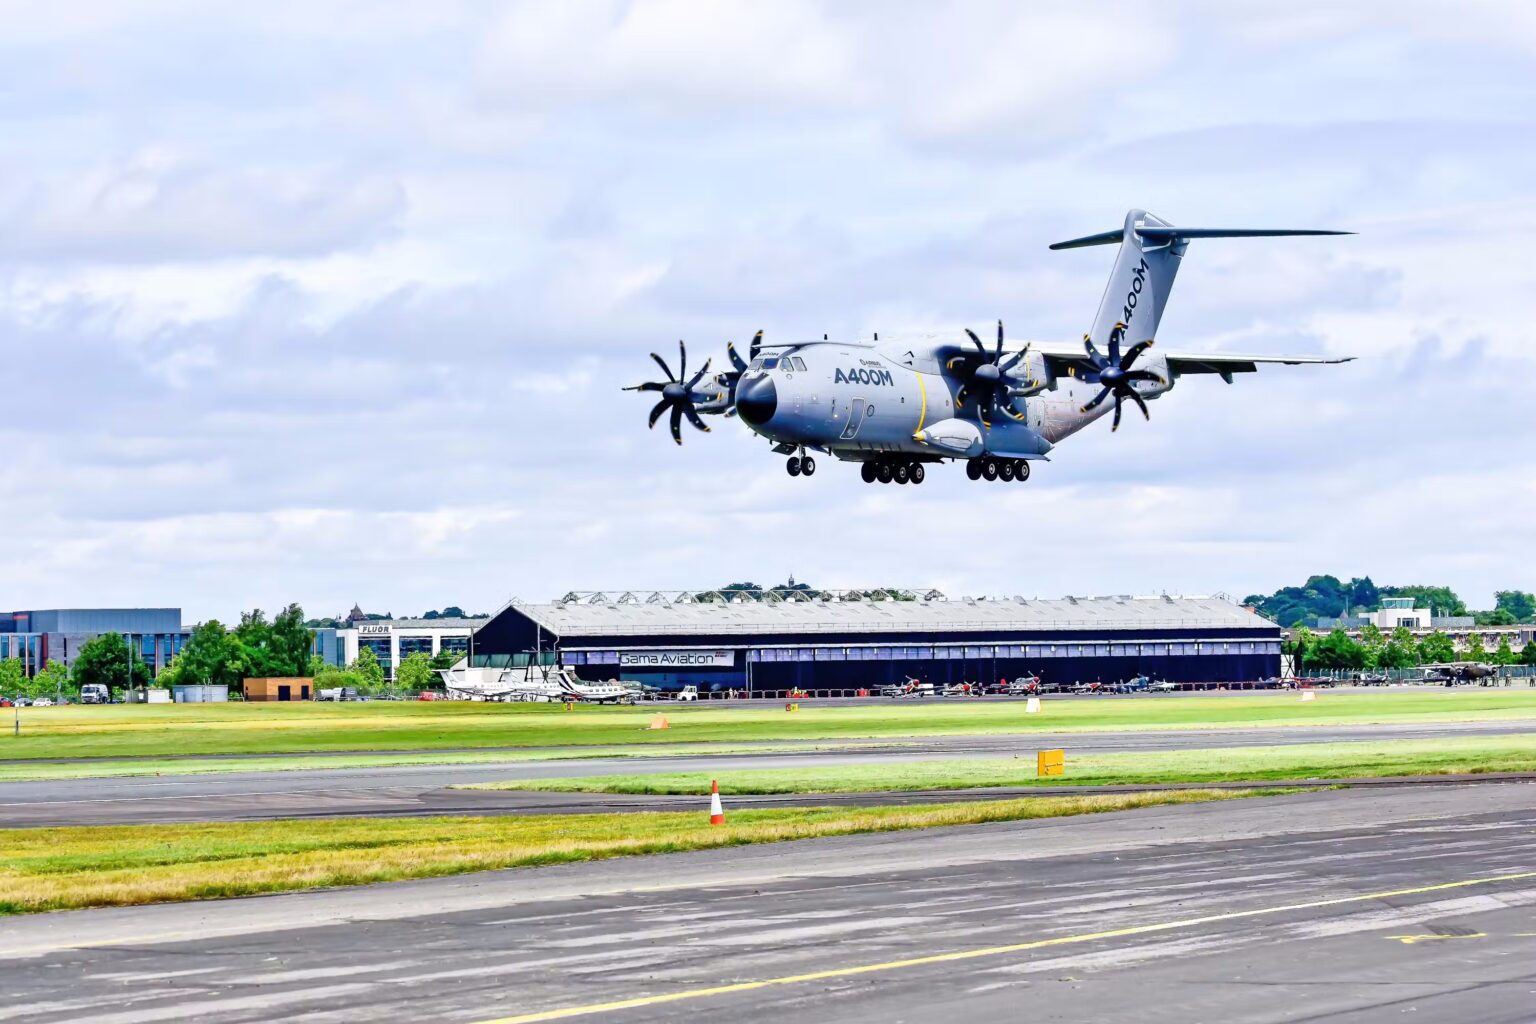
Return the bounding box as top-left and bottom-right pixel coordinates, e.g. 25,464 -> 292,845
876,461 -> 894,484
800,456 -> 816,477
966,459 -> 982,481
998,460 -> 1016,482
1014,459 -> 1031,482
786,457 -> 802,477
909,462 -> 926,484
893,462 -> 911,485
981,458 -> 999,481
861,462 -> 877,483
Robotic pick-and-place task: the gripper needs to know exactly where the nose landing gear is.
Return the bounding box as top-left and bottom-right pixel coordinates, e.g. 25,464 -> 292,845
786,453 -> 817,477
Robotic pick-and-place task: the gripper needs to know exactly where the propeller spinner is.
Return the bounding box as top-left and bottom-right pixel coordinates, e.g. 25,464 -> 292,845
623,340 -> 713,445
953,320 -> 1037,425
1079,321 -> 1166,431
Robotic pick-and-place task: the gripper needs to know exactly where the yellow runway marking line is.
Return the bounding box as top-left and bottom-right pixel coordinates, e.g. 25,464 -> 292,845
1387,933 -> 1486,945
472,870 -> 1536,1024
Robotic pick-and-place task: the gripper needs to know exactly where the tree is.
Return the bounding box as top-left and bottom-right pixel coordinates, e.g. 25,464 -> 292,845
1311,629 -> 1366,670
267,604 -> 313,677
1492,636 -> 1518,666
430,648 -> 464,671
1495,590 -> 1536,622
1380,626 -> 1419,669
0,658 -> 24,698
71,633 -> 151,696
350,647 -> 385,693
1418,631 -> 1456,664
177,620 -> 248,688
1358,624 -> 1385,668
30,660 -> 72,699
1285,626 -> 1316,673
1475,608 -> 1518,627
1463,632 -> 1487,663
1523,640 -> 1536,666
396,652 -> 437,692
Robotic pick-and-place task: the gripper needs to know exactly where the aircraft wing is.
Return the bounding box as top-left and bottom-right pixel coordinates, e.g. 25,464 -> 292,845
1031,343 -> 1352,382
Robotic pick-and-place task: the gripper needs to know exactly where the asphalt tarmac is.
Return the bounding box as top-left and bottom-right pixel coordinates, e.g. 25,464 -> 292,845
2,781 -> 1534,1022
4,719 -> 1536,828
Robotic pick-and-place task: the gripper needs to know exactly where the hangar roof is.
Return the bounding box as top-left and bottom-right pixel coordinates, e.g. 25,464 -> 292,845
504,592 -> 1272,640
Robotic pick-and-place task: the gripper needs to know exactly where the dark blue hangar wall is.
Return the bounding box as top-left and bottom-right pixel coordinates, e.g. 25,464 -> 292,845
470,607 -> 1281,691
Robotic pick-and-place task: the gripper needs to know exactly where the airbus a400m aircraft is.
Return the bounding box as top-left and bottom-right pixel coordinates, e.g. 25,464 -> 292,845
626,209 -> 1353,484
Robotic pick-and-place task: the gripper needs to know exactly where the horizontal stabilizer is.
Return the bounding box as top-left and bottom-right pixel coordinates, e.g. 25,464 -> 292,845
1050,225 -> 1352,250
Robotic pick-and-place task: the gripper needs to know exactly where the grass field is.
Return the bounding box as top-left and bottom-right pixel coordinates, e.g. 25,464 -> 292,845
0,743 -> 857,783
460,735 -> 1536,795
2,690 -> 1534,762
0,789 -> 1269,914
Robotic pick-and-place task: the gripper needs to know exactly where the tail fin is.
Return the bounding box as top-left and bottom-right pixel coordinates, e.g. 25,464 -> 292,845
1051,210 -> 1351,347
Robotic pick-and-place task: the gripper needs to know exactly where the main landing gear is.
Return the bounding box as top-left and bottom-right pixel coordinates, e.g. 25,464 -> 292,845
786,453 -> 817,477
966,457 -> 1031,483
861,458 -> 927,485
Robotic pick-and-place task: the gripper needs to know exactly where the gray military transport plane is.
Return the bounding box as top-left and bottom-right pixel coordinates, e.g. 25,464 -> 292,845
626,209 -> 1353,484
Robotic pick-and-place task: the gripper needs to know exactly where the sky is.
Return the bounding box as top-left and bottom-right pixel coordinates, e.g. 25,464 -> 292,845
1,0 -> 1534,623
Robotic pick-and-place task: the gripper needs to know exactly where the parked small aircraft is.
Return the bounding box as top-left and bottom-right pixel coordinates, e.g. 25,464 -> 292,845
627,209 -> 1352,483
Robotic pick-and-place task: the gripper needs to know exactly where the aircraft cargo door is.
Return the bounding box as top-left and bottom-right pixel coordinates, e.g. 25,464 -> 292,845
839,398 -> 866,440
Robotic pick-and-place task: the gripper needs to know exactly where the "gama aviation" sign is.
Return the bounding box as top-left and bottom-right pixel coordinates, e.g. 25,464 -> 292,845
617,650 -> 734,668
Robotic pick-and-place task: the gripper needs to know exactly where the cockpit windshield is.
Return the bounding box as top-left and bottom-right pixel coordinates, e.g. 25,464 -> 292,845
761,356 -> 780,369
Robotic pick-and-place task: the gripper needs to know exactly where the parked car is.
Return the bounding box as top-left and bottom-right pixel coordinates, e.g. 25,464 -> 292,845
31,697 -> 53,707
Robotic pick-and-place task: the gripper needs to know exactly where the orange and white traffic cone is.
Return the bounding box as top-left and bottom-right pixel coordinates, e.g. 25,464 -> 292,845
708,779 -> 725,826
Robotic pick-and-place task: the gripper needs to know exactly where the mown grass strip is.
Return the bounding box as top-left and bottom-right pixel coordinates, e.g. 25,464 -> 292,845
459,735 -> 1536,795
2,691 -> 1534,761
0,743 -> 858,783
0,790 -> 1274,914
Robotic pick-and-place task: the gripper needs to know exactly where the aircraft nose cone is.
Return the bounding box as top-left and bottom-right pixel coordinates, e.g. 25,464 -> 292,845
736,374 -> 778,426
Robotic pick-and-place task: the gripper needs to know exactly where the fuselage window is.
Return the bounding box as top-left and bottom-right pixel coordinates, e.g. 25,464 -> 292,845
791,356 -> 807,372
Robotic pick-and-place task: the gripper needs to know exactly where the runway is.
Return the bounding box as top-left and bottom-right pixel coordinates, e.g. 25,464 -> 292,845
3,719 -> 1534,828
1,782 -> 1534,1022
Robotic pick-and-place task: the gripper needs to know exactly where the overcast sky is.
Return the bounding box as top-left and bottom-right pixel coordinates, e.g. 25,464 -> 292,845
2,1 -> 1533,623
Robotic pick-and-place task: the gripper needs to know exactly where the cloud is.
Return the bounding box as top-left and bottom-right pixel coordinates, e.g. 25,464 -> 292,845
2,1 -> 1535,620
0,151 -> 405,263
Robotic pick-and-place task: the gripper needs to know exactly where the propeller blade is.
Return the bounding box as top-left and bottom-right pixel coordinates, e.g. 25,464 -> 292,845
669,403 -> 684,445
683,404 -> 711,433
648,398 -> 670,429
684,358 -> 713,391
677,340 -> 687,381
965,328 -> 987,358
999,343 -> 1029,372
1107,321 -> 1125,365
1082,333 -> 1105,368
1124,386 -> 1151,421
1111,394 -> 1124,432
1119,339 -> 1153,370
650,352 -> 676,381
1080,386 -> 1112,413
624,381 -> 666,392
749,330 -> 763,359
1082,371 -> 1102,385
727,342 -> 748,374
956,386 -> 969,407
1123,369 -> 1166,386
994,319 -> 1004,362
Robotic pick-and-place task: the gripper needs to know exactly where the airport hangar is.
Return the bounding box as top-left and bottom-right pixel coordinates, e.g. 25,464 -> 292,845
468,589 -> 1282,692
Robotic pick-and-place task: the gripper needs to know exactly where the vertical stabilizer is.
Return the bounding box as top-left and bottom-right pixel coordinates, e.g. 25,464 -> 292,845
1050,211 -> 1351,347
1079,209 -> 1183,348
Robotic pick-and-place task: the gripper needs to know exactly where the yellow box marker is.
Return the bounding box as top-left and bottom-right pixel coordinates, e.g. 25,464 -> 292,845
1037,749 -> 1065,777
785,702 -> 799,713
